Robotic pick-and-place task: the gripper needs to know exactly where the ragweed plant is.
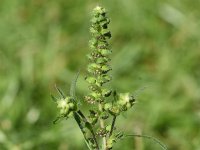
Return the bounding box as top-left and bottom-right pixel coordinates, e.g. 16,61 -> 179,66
52,6 -> 168,150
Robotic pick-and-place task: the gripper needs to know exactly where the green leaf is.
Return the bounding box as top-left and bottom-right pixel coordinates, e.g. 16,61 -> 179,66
55,85 -> 65,98
124,134 -> 168,150
50,94 -> 58,102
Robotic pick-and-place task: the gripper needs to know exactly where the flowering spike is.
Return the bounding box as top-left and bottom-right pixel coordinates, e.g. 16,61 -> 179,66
85,6 -> 112,105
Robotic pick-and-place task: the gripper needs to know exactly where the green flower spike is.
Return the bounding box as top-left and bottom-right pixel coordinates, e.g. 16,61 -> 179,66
85,6 -> 112,105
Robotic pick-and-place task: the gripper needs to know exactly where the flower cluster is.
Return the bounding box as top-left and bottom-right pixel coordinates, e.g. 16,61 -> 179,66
85,6 -> 112,105
83,6 -> 137,150
104,93 -> 136,116
51,86 -> 78,124
56,97 -> 77,118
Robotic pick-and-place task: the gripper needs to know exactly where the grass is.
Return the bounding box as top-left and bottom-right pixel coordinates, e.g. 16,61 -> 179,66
0,0 -> 200,149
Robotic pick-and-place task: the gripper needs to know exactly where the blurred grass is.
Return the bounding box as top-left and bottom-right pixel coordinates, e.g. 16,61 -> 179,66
0,0 -> 200,149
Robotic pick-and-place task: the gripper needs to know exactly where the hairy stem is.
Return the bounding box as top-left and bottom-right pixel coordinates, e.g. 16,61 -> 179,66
77,110 -> 99,150
73,112 -> 92,149
109,116 -> 116,137
98,104 -> 107,150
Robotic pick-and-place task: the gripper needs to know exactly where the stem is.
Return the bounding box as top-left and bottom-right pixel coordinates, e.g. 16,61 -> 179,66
109,116 -> 116,137
98,104 -> 107,150
73,112 -> 92,149
77,110 -> 88,122
77,110 -> 99,150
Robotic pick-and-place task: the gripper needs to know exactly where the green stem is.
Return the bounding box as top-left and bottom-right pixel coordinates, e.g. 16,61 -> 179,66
98,104 -> 107,150
109,116 -> 116,137
77,110 -> 99,150
73,112 -> 92,149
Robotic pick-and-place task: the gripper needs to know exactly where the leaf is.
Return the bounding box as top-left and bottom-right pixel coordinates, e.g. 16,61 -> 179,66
55,84 -> 65,98
51,94 -> 58,102
124,134 -> 168,150
53,116 -> 64,124
70,70 -> 80,100
113,90 -> 117,102
132,85 -> 149,98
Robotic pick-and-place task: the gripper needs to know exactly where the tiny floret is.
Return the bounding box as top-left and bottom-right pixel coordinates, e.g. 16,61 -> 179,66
57,99 -> 67,108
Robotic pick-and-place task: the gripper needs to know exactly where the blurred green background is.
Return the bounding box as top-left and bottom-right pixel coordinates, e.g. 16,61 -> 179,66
0,0 -> 200,149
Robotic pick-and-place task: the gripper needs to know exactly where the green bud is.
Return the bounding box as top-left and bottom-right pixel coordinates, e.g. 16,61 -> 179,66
59,104 -> 69,115
84,95 -> 96,104
100,112 -> 109,119
57,99 -> 67,109
101,65 -> 111,73
68,111 -> 73,117
88,63 -> 101,69
87,63 -> 102,74
117,93 -> 133,106
106,125 -> 112,132
109,106 -> 120,116
99,18 -> 110,28
97,15 -> 106,22
90,92 -> 101,99
103,75 -> 112,81
104,103 -> 112,111
96,57 -> 109,64
129,96 -> 136,105
89,51 -> 102,60
90,27 -> 96,34
119,93 -> 130,103
93,6 -> 106,16
89,84 -> 100,92
85,76 -> 96,84
101,29 -> 111,39
126,102 -> 132,109
96,128 -> 108,137
89,110 -> 98,123
89,39 -> 98,50
96,75 -> 111,86
98,42 -> 109,49
94,68 -> 102,75
90,117 -> 98,125
91,17 -> 98,24
121,105 -> 128,111
99,49 -> 112,56
102,88 -> 112,97
68,102 -> 77,111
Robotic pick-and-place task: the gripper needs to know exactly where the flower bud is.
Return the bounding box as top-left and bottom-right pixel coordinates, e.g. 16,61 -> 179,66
102,89 -> 112,97
85,76 -> 96,84
104,103 -> 112,111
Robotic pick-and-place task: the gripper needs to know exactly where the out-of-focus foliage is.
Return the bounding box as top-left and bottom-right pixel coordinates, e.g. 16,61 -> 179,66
0,0 -> 199,149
